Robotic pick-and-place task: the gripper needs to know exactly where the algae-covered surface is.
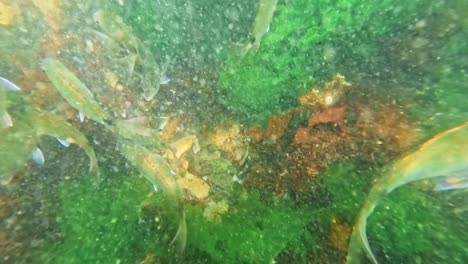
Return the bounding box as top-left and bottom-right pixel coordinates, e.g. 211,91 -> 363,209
1,0 -> 467,263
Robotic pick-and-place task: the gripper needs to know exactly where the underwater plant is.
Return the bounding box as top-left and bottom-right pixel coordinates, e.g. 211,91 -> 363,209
185,191 -> 312,263
38,175 -> 177,263
2,14 -> 188,253
219,0 -> 433,126
347,123 -> 468,263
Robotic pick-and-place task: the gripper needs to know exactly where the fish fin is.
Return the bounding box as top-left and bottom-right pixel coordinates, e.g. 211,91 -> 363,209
31,147 -> 45,165
127,54 -> 137,81
159,62 -> 171,85
434,176 -> 468,191
160,72 -> 171,85
169,212 -> 187,253
114,116 -> 153,137
78,112 -> 85,123
57,138 -> 71,147
0,76 -> 21,91
347,216 -> 379,264
1,112 -> 13,127
143,91 -> 157,101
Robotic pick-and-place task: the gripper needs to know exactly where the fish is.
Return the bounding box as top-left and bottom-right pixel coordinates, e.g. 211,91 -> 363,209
93,9 -> 162,101
92,11 -> 139,83
347,122 -> 468,264
119,141 -> 186,252
240,0 -> 278,58
41,57 -> 110,124
93,9 -> 140,56
28,110 -> 99,175
138,57 -> 162,101
109,116 -> 166,148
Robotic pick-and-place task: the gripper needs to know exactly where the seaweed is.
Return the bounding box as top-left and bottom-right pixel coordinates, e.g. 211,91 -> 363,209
219,0 -> 433,126
366,185 -> 468,263
37,175 -> 176,263
185,191 -> 312,263
323,162 -> 370,223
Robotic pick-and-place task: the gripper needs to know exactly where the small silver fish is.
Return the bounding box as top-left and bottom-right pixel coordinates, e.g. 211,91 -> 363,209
240,0 -> 278,58
119,142 -> 186,251
30,110 -> 99,175
41,57 -> 110,124
93,9 -> 162,101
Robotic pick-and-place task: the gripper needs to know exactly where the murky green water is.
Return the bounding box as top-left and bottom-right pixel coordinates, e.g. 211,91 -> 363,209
1,0 -> 467,263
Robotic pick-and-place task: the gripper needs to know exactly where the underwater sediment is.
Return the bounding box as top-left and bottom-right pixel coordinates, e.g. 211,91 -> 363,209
0,0 -> 467,263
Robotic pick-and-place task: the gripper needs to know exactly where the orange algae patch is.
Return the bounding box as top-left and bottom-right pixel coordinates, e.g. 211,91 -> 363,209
206,123 -> 248,163
299,73 -> 351,108
162,116 -> 183,141
266,113 -> 292,140
325,215 -> 352,254
32,0 -> 63,32
245,126 -> 264,142
354,102 -> 421,151
166,134 -> 197,160
308,106 -> 346,132
177,172 -> 210,202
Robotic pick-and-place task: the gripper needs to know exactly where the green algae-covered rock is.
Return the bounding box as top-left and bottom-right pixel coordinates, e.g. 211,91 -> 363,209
185,191 -> 311,263
367,185 -> 468,262
219,0 -> 432,126
38,175 -> 177,263
323,162 -> 370,223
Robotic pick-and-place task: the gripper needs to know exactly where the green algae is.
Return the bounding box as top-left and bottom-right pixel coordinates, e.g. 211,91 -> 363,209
219,0 -> 433,126
38,175 -> 177,263
321,162 -> 468,262
185,191 -> 312,263
1,0 -> 467,263
368,187 -> 441,257
410,30 -> 468,136
366,185 -> 468,262
322,162 -> 369,223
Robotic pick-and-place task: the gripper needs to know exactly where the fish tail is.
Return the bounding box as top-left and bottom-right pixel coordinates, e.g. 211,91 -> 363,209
169,211 -> 187,253
347,199 -> 382,264
239,42 -> 253,59
347,219 -> 379,264
85,147 -> 100,176
231,41 -> 254,63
